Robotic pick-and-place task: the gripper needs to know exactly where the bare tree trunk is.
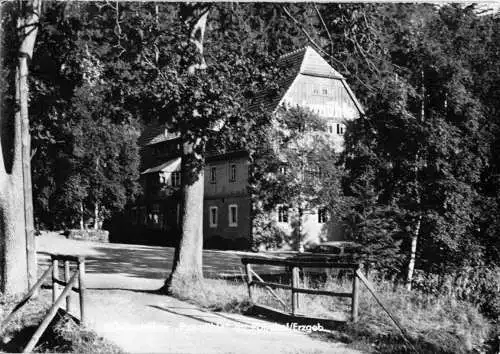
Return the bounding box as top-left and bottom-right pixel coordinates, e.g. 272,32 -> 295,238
80,202 -> 84,230
20,0 -> 41,291
0,0 -> 41,295
406,69 -> 425,291
405,215 -> 421,290
20,49 -> 36,291
164,4 -> 210,293
166,142 -> 205,290
94,202 -> 99,230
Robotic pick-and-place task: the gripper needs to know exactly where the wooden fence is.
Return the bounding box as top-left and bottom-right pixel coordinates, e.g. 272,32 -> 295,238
241,254 -> 361,324
0,253 -> 87,353
242,253 -> 417,352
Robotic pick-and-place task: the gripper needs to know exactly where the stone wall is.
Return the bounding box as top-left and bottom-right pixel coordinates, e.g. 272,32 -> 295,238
66,229 -> 109,243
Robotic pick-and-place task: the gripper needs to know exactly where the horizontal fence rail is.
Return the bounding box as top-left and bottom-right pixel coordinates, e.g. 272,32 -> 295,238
242,254 -> 360,322
18,253 -> 87,353
242,253 -> 417,352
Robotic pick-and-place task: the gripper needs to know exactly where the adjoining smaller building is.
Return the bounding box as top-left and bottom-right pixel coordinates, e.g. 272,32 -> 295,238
128,46 -> 363,250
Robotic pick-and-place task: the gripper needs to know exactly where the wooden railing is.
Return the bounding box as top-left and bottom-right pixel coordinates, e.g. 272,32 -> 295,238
242,253 -> 417,352
241,254 -> 361,323
0,253 -> 87,353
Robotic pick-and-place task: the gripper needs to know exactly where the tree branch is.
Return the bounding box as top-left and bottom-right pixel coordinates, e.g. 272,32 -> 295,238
281,5 -> 375,92
313,4 -> 333,58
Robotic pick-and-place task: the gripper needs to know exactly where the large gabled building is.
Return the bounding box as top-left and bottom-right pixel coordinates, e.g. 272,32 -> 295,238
130,46 -> 363,249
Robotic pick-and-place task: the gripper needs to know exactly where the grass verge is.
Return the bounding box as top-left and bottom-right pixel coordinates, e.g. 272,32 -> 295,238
169,273 -> 493,354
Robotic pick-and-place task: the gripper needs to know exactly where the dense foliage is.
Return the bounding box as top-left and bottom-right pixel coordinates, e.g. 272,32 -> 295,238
20,2 -> 500,309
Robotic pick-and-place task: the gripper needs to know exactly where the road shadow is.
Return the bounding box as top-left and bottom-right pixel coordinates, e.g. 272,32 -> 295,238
37,240 -> 290,292
148,305 -> 259,329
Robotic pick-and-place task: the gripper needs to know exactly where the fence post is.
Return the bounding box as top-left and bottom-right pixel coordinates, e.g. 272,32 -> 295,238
351,266 -> 359,322
52,258 -> 59,303
291,266 -> 300,315
64,260 -> 71,313
245,263 -> 253,302
78,258 -> 86,325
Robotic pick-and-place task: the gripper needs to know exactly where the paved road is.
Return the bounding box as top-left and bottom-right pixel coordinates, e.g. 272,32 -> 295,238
37,232 -> 288,290
36,233 -> 362,354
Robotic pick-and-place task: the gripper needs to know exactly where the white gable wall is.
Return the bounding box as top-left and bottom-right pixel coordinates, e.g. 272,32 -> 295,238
273,52 -> 362,247
280,74 -> 360,153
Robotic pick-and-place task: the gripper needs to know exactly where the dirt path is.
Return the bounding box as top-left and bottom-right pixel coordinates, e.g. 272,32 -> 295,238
36,233 -> 363,353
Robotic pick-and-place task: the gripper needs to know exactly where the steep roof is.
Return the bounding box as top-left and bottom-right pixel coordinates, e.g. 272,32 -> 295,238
141,157 -> 181,175
279,46 -> 344,79
249,46 -> 351,113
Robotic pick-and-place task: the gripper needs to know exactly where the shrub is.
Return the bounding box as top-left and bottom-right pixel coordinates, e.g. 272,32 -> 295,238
413,266 -> 500,320
252,213 -> 289,251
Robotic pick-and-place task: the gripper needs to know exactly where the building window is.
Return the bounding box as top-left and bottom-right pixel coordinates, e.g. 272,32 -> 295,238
322,88 -> 328,95
159,172 -> 167,184
150,204 -> 161,225
278,206 -> 289,223
171,171 -> 181,187
336,123 -> 344,135
228,204 -> 238,227
328,125 -> 333,134
318,208 -> 328,223
131,207 -> 138,225
229,164 -> 236,182
278,165 -> 288,175
139,207 -> 147,225
313,87 -> 319,95
210,166 -> 217,184
209,206 -> 218,227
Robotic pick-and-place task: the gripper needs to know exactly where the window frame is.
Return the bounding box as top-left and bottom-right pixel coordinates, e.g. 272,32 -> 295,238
209,206 -> 218,228
229,164 -> 237,182
336,123 -> 345,135
228,204 -> 238,227
210,166 -> 217,184
278,206 -> 289,223
318,208 -> 328,224
171,171 -> 181,187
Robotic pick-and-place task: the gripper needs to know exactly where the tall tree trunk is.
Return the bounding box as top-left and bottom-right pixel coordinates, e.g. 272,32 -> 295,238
94,202 -> 99,230
0,0 -> 41,295
297,207 -> 304,253
20,0 -> 41,291
405,215 -> 421,290
80,202 -> 84,230
164,4 -> 210,293
166,142 -> 205,290
406,69 -> 425,291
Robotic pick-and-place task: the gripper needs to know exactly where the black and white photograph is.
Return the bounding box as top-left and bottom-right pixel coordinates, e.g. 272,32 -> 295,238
0,1 -> 499,353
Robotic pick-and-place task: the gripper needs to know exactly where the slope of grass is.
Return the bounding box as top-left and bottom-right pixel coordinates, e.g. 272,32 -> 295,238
170,273 -> 492,353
